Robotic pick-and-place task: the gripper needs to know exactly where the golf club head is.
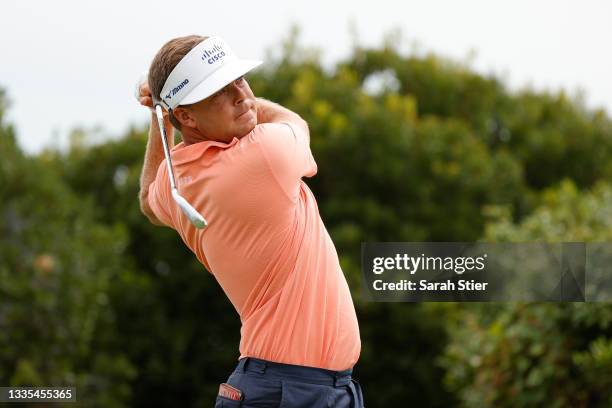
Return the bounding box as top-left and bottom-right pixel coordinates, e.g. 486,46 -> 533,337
172,189 -> 208,229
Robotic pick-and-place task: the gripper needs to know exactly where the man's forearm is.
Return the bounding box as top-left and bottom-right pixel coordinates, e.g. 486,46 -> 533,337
256,98 -> 309,141
139,112 -> 174,223
256,98 -> 305,125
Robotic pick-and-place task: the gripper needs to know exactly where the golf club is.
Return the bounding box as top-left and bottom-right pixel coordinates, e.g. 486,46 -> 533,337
154,104 -> 208,229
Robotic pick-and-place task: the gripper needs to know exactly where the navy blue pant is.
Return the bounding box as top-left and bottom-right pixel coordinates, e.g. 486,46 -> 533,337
215,357 -> 365,407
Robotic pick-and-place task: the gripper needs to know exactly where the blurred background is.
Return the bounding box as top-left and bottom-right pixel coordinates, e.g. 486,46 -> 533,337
1,1 -> 612,407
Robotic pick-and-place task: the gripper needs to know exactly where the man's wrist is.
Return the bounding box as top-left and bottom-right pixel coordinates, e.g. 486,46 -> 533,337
256,98 -> 270,123
256,98 -> 287,124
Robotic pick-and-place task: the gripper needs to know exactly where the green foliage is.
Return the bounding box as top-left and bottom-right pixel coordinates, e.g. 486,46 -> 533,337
0,92 -> 136,406
486,179 -> 612,241
443,304 -> 612,408
443,182 -> 612,407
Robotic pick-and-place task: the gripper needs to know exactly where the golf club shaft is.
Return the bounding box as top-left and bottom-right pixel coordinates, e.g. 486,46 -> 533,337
154,105 -> 208,229
155,105 -> 178,191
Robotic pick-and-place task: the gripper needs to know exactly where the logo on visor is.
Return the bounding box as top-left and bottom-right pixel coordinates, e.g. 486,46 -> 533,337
201,44 -> 226,65
165,78 -> 190,101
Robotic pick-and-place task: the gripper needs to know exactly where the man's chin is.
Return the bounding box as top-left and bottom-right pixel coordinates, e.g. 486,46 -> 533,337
236,124 -> 257,139
236,117 -> 258,138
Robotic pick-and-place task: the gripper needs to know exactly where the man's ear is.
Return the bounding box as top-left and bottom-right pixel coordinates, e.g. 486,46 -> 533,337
173,106 -> 197,129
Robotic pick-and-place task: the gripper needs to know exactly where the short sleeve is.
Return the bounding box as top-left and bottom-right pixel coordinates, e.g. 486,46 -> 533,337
257,122 -> 318,201
147,161 -> 174,227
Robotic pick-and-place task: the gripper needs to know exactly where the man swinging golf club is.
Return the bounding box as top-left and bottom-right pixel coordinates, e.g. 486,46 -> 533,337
136,34 -> 364,407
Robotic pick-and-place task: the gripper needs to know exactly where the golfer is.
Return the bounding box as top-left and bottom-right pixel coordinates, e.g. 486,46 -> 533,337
136,35 -> 364,407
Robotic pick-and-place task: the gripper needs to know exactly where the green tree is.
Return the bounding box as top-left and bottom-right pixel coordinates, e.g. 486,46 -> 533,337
443,181 -> 612,408
0,90 -> 137,407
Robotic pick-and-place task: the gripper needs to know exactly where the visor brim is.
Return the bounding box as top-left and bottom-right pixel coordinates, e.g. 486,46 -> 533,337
177,59 -> 262,107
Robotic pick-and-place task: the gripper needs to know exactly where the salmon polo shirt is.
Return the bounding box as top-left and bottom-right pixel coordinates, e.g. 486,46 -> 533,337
148,122 -> 361,371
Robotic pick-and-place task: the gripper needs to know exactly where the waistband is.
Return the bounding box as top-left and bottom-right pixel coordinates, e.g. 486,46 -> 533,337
234,357 -> 354,387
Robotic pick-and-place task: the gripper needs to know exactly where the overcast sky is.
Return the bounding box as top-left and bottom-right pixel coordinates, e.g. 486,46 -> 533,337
2,0 -> 611,154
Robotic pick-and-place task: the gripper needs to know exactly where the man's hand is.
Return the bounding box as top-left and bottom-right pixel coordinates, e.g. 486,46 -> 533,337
134,72 -> 171,123
137,83 -> 154,112
134,71 -> 154,111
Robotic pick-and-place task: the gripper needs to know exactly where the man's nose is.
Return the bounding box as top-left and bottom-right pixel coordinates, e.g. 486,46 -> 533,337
231,83 -> 247,105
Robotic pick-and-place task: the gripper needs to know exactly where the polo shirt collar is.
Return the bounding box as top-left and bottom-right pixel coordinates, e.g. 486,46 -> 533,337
170,137 -> 240,166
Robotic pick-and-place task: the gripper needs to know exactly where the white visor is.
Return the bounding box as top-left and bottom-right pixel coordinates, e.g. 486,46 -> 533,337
159,36 -> 262,110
